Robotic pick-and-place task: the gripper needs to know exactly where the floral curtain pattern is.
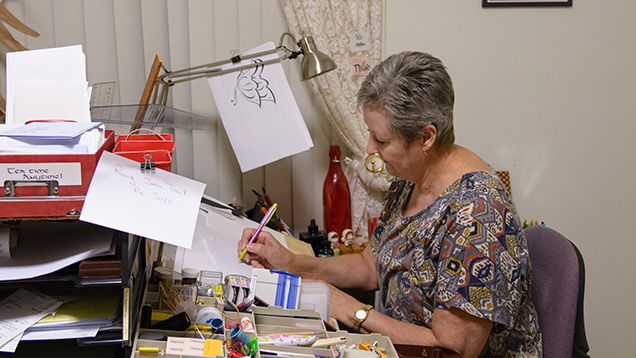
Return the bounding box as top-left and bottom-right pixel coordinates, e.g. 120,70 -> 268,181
281,0 -> 392,238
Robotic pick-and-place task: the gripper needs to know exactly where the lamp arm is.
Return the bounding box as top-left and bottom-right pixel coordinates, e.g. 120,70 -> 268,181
278,31 -> 304,59
150,33 -> 312,105
160,46 -> 288,83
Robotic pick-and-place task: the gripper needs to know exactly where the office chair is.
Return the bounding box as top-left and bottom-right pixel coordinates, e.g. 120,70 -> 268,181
524,226 -> 591,358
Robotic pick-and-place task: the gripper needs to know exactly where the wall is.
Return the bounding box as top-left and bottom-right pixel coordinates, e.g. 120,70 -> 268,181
385,1 -> 636,356
1,0 -> 633,355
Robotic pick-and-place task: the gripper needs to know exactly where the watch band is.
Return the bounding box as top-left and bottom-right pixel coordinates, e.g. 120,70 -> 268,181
352,304 -> 373,332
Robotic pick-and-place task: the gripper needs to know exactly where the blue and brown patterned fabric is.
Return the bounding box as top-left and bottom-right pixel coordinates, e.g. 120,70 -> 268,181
371,172 -> 542,357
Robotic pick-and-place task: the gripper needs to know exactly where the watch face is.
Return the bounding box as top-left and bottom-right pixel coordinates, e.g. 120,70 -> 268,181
355,310 -> 367,320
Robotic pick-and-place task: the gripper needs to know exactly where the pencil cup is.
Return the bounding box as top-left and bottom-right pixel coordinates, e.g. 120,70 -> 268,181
211,318 -> 224,333
240,316 -> 255,333
229,327 -> 250,356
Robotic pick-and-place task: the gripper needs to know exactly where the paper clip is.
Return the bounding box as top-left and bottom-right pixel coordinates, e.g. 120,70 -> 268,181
141,151 -> 156,172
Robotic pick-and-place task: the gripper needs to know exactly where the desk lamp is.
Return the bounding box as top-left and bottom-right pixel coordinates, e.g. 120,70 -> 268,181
151,32 -> 337,106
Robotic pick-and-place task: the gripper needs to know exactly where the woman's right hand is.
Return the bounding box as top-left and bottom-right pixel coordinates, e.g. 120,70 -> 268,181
237,228 -> 296,270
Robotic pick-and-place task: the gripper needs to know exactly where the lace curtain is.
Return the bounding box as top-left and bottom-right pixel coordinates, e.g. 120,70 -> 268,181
281,0 -> 392,238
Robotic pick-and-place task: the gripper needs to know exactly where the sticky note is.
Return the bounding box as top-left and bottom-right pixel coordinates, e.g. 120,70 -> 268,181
204,339 -> 224,357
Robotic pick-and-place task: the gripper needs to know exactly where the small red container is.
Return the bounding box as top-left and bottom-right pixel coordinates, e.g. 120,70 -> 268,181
115,149 -> 172,171
113,140 -> 175,154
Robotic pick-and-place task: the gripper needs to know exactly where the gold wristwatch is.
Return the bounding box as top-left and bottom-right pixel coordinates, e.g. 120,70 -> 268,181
353,304 -> 373,332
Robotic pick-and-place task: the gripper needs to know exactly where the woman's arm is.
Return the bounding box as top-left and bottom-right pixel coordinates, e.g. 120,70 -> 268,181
328,283 -> 492,358
238,228 -> 379,291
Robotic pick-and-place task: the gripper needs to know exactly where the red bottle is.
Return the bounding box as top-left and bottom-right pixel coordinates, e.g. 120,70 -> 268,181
323,145 -> 352,243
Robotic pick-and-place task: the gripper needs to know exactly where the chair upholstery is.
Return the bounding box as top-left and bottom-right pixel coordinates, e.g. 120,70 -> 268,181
524,226 -> 590,358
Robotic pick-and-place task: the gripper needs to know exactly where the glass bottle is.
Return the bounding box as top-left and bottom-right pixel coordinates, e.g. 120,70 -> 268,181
323,145 -> 352,243
299,219 -> 333,257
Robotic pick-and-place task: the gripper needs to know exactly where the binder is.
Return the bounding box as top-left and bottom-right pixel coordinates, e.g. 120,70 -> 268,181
0,130 -> 115,219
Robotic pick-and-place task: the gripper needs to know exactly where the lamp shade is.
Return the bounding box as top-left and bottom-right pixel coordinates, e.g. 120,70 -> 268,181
298,36 -> 337,81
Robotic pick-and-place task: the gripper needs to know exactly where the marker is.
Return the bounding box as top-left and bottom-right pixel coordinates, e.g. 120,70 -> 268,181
260,349 -> 326,357
311,336 -> 346,348
238,203 -> 278,261
139,347 -> 161,353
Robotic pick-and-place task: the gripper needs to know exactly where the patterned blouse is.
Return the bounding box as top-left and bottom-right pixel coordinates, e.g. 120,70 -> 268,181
370,171 -> 542,357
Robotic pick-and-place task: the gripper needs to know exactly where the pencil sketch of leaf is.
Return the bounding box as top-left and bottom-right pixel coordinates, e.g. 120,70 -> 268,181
231,59 -> 276,107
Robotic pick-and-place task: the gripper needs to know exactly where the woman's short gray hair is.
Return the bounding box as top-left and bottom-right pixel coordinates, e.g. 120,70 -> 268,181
357,51 -> 455,149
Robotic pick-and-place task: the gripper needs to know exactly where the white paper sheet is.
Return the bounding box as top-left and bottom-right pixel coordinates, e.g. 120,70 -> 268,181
0,289 -> 63,349
14,83 -> 90,124
207,42 -> 313,172
80,152 -> 206,249
0,124 -> 105,155
21,326 -> 101,341
0,121 -> 102,140
173,203 -> 289,278
0,221 -> 115,281
5,44 -> 90,125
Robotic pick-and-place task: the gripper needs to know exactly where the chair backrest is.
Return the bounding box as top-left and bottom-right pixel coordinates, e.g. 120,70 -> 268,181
523,226 -> 590,358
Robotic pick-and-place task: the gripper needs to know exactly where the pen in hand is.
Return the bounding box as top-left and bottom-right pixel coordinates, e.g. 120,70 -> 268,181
238,203 -> 277,262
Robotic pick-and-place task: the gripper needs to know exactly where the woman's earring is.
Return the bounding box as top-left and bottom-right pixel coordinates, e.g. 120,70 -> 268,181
424,150 -> 429,156
364,153 -> 385,173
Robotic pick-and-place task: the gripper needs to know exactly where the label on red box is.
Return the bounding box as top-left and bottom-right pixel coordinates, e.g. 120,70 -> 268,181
0,162 -> 82,185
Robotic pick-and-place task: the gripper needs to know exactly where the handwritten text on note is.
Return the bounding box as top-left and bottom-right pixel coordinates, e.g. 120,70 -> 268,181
80,151 -> 206,248
0,289 -> 62,349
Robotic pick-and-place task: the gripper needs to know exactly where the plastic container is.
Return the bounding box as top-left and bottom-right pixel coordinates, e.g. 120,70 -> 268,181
113,139 -> 176,154
153,266 -> 174,287
299,281 -> 331,322
198,270 -> 223,297
181,268 -> 199,286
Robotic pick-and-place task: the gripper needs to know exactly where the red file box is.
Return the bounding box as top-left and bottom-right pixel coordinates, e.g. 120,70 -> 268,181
0,130 -> 115,220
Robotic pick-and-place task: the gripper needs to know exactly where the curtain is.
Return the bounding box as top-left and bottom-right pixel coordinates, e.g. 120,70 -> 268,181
280,0 -> 392,239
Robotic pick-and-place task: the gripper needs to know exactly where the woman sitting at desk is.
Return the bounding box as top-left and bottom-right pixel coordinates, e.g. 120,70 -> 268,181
238,51 -> 542,358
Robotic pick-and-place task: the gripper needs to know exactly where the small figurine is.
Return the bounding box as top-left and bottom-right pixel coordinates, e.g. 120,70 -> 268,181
328,231 -> 340,255
342,229 -> 354,246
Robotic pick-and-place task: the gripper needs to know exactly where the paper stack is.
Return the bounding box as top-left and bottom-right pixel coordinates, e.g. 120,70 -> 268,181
5,44 -> 91,125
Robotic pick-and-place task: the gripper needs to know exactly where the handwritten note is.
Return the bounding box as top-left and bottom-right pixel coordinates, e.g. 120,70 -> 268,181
0,289 -> 63,349
79,152 -> 206,248
166,337 -> 201,356
0,163 -> 82,186
165,337 -> 223,357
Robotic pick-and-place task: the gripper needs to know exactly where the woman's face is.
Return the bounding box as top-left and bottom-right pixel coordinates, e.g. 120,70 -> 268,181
364,107 -> 425,180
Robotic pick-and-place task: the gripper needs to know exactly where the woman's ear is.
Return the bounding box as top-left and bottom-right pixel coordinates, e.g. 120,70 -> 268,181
420,124 -> 437,153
